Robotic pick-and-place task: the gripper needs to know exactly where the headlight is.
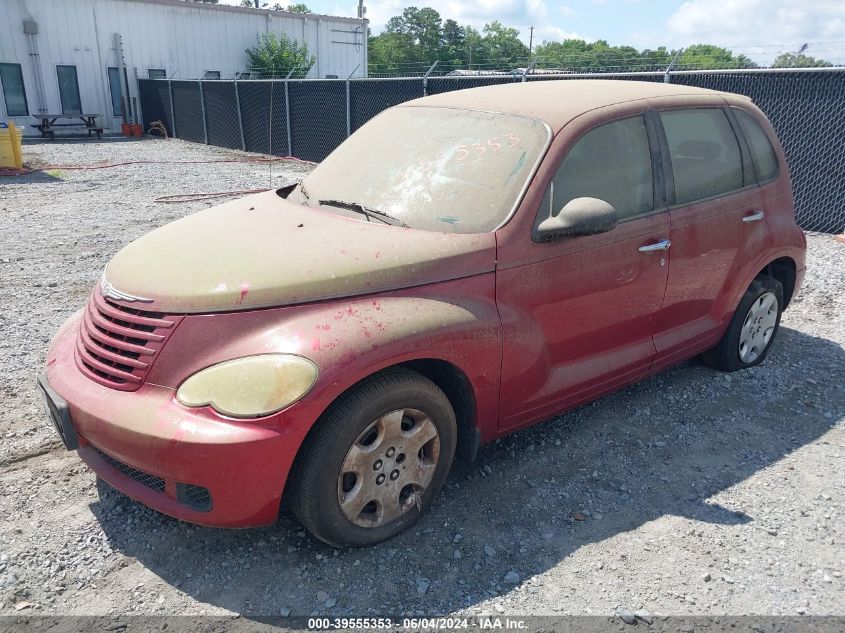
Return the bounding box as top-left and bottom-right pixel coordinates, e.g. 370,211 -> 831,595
176,354 -> 318,418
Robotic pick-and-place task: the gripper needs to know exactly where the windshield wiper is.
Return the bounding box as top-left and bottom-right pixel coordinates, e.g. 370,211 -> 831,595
297,182 -> 311,205
318,199 -> 408,227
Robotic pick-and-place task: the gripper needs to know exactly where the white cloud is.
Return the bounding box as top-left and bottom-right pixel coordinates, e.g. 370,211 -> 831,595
658,0 -> 845,63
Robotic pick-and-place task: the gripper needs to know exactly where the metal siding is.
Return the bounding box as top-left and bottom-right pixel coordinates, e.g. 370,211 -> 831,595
4,0 -> 366,134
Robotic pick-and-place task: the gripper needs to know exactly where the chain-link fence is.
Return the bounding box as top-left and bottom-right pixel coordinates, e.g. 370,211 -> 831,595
138,68 -> 845,232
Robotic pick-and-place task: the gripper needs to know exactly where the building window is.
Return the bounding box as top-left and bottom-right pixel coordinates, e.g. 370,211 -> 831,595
56,65 -> 82,114
202,70 -> 220,80
148,69 -> 166,79
0,63 -> 29,116
107,67 -> 125,117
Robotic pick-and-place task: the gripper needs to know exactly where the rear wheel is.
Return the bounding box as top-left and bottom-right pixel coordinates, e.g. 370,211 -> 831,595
291,369 -> 457,547
703,275 -> 783,372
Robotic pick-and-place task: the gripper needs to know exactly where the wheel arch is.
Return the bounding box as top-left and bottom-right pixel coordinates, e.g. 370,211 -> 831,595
757,256 -> 797,308
280,357 -> 481,511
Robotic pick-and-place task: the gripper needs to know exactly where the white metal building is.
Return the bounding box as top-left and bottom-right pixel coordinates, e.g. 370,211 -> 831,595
0,0 -> 368,135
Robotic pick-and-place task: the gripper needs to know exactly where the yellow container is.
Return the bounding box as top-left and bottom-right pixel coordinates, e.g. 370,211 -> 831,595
0,121 -> 24,169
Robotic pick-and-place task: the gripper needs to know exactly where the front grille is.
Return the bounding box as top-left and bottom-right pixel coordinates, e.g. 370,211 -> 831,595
93,446 -> 165,493
75,286 -> 182,391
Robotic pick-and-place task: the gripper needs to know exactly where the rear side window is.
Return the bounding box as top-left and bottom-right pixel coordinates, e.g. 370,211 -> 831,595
549,115 -> 653,221
660,108 -> 743,204
734,109 -> 778,182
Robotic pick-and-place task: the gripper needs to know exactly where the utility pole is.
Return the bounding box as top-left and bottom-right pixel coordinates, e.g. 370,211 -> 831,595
528,26 -> 534,61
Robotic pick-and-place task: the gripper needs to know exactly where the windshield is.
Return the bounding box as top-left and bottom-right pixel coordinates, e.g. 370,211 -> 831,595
290,106 -> 550,233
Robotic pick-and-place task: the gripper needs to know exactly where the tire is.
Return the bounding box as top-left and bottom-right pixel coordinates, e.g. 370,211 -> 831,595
291,368 -> 457,547
702,275 -> 783,372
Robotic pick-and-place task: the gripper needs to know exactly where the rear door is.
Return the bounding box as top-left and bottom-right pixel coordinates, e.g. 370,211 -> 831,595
651,106 -> 769,371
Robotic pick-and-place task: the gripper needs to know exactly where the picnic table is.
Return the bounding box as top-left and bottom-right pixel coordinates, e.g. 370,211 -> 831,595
31,114 -> 103,140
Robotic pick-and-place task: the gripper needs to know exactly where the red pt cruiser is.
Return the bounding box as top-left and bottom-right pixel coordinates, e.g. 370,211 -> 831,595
39,81 -> 806,546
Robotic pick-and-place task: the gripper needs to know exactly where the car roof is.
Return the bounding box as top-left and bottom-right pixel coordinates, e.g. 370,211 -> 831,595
399,79 -> 728,130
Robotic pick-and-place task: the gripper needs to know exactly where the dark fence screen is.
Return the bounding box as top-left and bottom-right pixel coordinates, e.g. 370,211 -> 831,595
138,70 -> 845,232
237,82 -> 288,156
349,78 -> 423,133
169,81 -> 204,144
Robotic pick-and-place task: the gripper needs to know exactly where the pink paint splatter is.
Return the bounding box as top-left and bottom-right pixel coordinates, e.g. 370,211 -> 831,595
236,283 -> 250,305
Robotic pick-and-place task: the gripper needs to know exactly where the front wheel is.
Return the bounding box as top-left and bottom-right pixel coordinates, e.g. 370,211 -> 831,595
290,369 -> 457,547
703,275 -> 783,372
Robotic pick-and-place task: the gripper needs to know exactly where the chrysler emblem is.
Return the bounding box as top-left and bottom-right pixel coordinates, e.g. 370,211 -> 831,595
100,273 -> 154,303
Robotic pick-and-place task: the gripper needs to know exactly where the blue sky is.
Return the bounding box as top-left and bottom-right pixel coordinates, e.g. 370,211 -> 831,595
222,0 -> 845,65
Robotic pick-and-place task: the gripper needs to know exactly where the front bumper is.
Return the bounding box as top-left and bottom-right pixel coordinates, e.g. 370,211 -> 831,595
43,311 -> 296,528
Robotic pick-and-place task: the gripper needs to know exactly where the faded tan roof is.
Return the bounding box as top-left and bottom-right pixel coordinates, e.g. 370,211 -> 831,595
400,79 -> 726,130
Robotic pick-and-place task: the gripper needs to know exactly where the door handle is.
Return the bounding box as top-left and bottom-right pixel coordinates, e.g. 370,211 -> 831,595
639,239 -> 671,252
742,210 -> 765,223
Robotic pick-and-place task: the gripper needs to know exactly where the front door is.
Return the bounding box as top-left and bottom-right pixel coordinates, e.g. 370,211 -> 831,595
496,113 -> 671,431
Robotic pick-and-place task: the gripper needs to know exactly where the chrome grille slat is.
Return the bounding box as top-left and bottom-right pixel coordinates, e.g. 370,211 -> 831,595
82,309 -> 155,355
75,287 -> 181,391
87,302 -> 165,342
92,290 -> 173,329
79,328 -> 149,370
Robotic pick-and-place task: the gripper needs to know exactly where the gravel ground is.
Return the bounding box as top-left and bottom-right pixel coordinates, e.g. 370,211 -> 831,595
0,138 -> 843,619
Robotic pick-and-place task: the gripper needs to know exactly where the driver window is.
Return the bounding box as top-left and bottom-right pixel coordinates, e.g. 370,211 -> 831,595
539,115 -> 654,227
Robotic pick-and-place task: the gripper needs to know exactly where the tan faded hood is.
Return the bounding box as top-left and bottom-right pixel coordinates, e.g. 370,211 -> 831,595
104,190 -> 495,313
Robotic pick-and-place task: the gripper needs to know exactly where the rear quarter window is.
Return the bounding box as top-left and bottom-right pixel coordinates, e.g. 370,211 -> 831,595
734,109 -> 779,182
660,108 -> 743,204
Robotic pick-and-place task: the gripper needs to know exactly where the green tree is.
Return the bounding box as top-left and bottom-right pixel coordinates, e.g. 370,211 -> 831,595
259,1 -> 311,10
245,32 -> 315,77
385,6 -> 444,63
368,31 -> 415,75
534,40 -> 755,72
772,52 -> 832,68
481,21 -> 529,65
676,44 -> 756,69
284,3 -> 312,12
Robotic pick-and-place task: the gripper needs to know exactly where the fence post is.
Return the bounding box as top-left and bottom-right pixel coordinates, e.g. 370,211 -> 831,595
664,49 -> 683,83
168,80 -> 176,138
522,60 -> 537,82
198,80 -> 208,144
284,68 -> 295,156
346,64 -> 360,137
423,60 -> 439,96
233,80 -> 246,151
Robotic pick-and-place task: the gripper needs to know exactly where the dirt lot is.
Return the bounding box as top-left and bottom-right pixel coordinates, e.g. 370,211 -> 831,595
0,138 -> 843,619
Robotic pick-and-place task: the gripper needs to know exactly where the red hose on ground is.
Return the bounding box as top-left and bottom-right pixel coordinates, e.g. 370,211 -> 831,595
154,189 -> 271,203
0,167 -> 35,176
0,155 -> 315,176
1,155 -> 313,202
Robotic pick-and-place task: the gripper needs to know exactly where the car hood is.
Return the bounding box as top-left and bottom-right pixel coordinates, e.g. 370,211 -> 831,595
103,190 -> 496,313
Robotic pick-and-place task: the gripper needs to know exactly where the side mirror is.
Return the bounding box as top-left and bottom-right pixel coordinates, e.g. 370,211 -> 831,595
535,197 -> 618,242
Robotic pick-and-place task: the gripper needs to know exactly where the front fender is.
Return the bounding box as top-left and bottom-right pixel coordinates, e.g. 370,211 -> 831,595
148,273 -> 502,443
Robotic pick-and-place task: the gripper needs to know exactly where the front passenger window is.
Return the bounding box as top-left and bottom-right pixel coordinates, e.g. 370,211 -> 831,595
549,115 -> 654,221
